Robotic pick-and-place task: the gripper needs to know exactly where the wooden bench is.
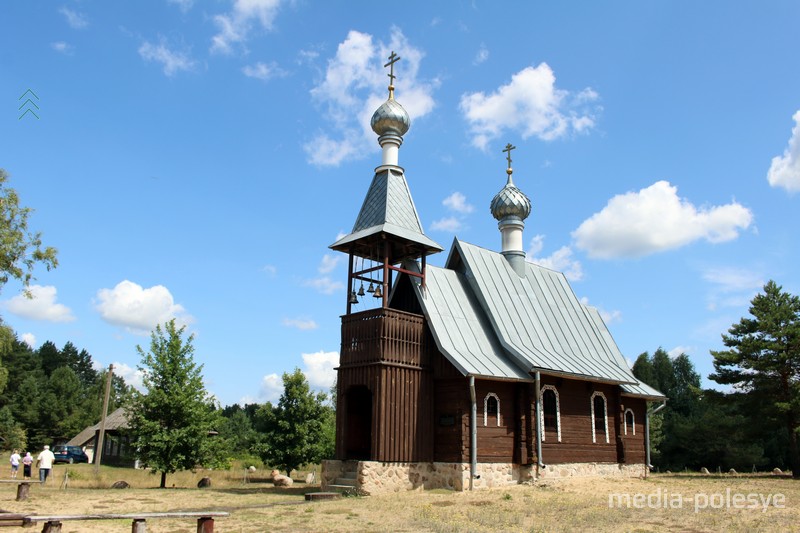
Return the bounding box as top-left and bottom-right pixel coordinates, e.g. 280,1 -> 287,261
22,511 -> 229,532
0,480 -> 44,501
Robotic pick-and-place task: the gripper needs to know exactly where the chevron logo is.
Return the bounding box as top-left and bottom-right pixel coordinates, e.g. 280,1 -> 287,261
18,89 -> 40,120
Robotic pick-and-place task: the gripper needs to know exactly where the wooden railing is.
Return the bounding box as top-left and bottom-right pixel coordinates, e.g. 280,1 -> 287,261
340,308 -> 427,367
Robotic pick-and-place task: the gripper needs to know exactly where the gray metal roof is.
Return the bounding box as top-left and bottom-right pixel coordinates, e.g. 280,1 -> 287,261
446,239 -> 639,385
621,380 -> 667,400
413,264 -> 533,381
330,167 -> 443,255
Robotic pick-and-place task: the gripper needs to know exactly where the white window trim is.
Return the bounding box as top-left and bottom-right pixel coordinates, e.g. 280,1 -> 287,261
483,392 -> 500,427
624,408 -> 635,436
539,385 -> 562,442
590,391 -> 609,444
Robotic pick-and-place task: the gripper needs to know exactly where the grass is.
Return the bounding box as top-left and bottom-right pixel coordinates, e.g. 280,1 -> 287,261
0,466 -> 797,532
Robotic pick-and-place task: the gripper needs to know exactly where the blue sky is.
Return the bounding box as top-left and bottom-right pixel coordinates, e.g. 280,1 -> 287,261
1,1 -> 799,406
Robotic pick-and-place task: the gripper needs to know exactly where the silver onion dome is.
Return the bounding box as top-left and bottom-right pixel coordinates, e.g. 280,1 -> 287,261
371,98 -> 410,137
491,175 -> 531,221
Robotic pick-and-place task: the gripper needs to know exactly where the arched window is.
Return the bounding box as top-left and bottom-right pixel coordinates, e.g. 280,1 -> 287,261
590,391 -> 609,443
624,408 -> 635,436
484,393 -> 500,427
540,385 -> 561,442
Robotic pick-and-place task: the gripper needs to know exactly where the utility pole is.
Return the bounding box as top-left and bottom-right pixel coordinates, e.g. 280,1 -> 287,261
94,364 -> 114,473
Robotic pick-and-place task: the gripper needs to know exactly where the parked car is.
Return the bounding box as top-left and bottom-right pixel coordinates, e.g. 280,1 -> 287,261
52,445 -> 89,464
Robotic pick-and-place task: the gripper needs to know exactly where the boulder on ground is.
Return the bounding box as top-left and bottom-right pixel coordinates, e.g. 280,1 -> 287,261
305,472 -> 316,484
700,467 -> 710,475
728,468 -> 738,475
270,469 -> 293,487
773,467 -> 783,475
248,465 -> 257,472
111,481 -> 130,489
197,477 -> 212,488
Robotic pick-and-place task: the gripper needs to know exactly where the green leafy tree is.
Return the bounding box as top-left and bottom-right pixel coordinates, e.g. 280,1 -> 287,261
0,168 -> 58,294
255,369 -> 334,476
126,320 -> 228,488
0,406 -> 26,451
710,280 -> 800,478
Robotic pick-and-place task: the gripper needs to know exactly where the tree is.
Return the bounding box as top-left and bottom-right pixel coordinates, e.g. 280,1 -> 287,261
126,320 -> 227,488
710,280 -> 800,478
255,369 -> 334,476
0,169 -> 58,294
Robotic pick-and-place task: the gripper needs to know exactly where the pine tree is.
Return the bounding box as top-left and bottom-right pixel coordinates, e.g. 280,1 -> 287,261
126,320 -> 227,488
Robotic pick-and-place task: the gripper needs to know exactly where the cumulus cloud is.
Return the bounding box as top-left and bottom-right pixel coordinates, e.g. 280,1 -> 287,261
442,192 -> 474,214
430,216 -> 463,233
259,373 -> 282,402
242,61 -> 285,81
302,351 -> 339,390
59,7 -> 88,29
95,280 -> 193,334
3,285 -> 75,322
767,110 -> 800,193
668,346 -> 694,359
318,254 -> 340,274
139,39 -> 196,76
211,0 -> 281,55
460,63 -> 600,150
527,235 -> 584,282
282,317 -> 318,330
579,296 -> 621,325
303,276 -> 344,295
304,28 -> 437,167
112,362 -> 144,391
21,333 -> 36,348
572,181 -> 753,259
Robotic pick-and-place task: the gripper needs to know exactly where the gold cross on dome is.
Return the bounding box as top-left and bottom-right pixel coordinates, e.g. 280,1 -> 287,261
502,143 -> 516,170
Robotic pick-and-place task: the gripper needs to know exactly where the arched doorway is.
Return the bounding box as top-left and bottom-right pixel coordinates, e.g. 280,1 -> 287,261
345,386 -> 372,460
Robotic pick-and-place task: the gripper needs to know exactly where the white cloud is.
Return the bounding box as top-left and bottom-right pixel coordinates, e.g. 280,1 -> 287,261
302,351 -> 338,390
59,7 -> 88,29
262,264 -> 277,276
21,333 -> 36,348
303,276 -> 344,295
282,317 -> 318,330
579,296 -> 621,325
459,63 -> 600,150
51,41 -> 73,55
318,254 -> 340,274
443,192 -> 474,214
211,0 -> 282,55
260,373 -> 282,402
242,61 -> 285,81
526,235 -> 583,281
139,39 -> 196,76
112,362 -> 144,391
668,346 -> 694,359
304,28 -> 437,167
95,280 -> 193,334
430,216 -> 463,232
572,181 -> 753,259
4,285 -> 75,322
474,44 -> 489,65
702,267 -> 764,311
767,110 -> 800,193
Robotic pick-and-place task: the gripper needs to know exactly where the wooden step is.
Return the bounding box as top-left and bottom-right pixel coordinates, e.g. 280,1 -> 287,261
305,492 -> 342,501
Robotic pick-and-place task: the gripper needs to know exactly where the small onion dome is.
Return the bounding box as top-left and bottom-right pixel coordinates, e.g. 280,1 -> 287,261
371,98 -> 410,137
491,175 -> 531,221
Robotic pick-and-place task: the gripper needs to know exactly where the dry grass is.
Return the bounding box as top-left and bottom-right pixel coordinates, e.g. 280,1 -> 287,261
1,466 -> 798,532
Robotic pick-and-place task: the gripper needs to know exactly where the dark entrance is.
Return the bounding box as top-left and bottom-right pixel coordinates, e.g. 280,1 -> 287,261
345,386 -> 372,460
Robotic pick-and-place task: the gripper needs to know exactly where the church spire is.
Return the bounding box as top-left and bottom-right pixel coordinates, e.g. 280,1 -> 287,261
490,143 -> 532,276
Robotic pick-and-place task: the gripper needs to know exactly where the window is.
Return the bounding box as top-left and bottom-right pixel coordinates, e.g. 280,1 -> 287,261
624,408 -> 635,436
590,391 -> 609,443
540,385 -> 561,442
484,393 -> 500,427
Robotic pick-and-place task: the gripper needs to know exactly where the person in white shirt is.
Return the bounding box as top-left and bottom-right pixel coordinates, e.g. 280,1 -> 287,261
36,445 -> 55,483
9,450 -> 21,479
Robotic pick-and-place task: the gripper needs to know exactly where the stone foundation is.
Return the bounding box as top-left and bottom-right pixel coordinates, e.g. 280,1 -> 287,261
322,460 -> 646,494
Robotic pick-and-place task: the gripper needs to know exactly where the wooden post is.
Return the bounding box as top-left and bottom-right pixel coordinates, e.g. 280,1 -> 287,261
16,482 -> 30,501
95,364 -> 114,472
197,517 -> 215,533
131,519 -> 147,533
41,521 -> 62,533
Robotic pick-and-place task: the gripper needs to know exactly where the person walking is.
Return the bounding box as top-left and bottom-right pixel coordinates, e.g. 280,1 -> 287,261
9,450 -> 21,479
36,445 -> 55,483
22,452 -> 33,479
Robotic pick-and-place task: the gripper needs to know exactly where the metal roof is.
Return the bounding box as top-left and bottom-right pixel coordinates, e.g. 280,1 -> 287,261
330,167 -> 443,258
621,380 -> 667,400
445,239 -> 640,385
414,264 -> 533,381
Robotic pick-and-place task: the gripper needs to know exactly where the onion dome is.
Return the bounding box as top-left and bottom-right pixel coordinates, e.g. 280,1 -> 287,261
371,98 -> 410,137
491,173 -> 531,221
